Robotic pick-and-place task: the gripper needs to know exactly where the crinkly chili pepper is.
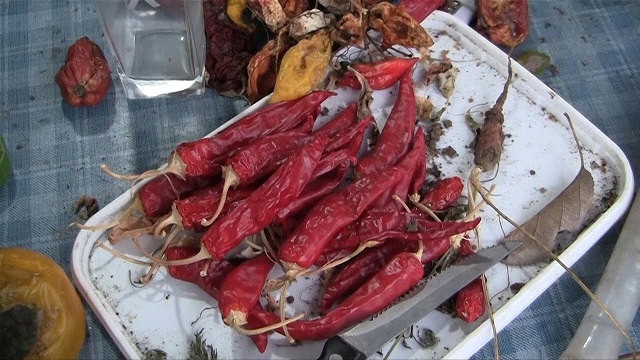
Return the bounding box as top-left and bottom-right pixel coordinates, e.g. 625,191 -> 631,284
321,242 -> 406,313
218,254 -> 274,328
409,129 -> 428,199
325,208 -> 479,251
313,102 -> 358,137
336,57 -> 419,91
278,131 -> 422,275
204,129 -> 315,225
165,246 -> 235,301
321,236 -> 450,313
355,71 -> 416,177
251,247 -> 424,341
370,128 -> 425,211
398,0 -> 445,23
415,176 -> 464,212
164,247 -> 268,352
55,37 -> 111,107
137,174 -> 219,218
203,135 -> 329,259
174,91 -> 333,178
154,184 -> 256,236
454,277 -> 486,323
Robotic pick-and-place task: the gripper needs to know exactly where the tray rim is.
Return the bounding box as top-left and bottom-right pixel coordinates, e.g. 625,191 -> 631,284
71,10 -> 636,360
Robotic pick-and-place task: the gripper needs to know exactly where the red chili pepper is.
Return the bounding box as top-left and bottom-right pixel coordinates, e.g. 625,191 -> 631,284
278,132 -> 423,273
416,177 -> 464,211
275,164 -> 351,226
321,242 -> 406,313
398,0 -> 445,23
454,277 -> 486,323
171,185 -> 255,232
218,254 -> 274,328
137,174 -> 218,218
337,57 -> 419,90
203,135 -> 329,259
175,90 -> 334,178
165,246 -> 235,300
355,71 -> 416,177
251,250 -> 424,340
313,102 -> 358,137
164,247 -> 268,352
410,129 -> 427,197
370,128 -> 425,211
457,238 -> 475,259
55,37 -> 111,107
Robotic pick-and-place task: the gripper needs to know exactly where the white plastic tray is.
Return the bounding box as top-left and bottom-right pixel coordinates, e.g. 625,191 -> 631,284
72,10 -> 634,360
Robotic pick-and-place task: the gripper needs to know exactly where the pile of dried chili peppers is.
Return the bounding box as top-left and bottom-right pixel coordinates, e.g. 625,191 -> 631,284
89,51 -> 490,353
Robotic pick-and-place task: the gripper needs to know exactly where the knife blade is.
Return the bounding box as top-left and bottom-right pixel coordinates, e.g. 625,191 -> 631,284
316,241 -> 522,360
441,0 -> 477,25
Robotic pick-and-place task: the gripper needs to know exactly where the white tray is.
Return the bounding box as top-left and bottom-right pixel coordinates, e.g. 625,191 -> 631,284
72,10 -> 634,360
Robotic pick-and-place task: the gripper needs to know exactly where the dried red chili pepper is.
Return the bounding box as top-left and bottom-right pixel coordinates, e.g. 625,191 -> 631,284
355,71 -> 416,177
165,246 -> 235,301
398,0 -> 445,23
409,129 -> 428,198
203,135 -> 329,259
55,37 -> 110,107
336,57 -> 419,91
325,207 -> 479,252
174,91 -> 334,179
415,176 -> 464,212
370,128 -> 425,211
218,254 -> 274,328
457,238 -> 475,258
251,248 -> 424,340
322,236 -> 450,313
278,131 -> 423,274
321,242 -> 405,313
164,246 -> 268,352
454,277 -> 486,323
153,184 -> 255,235
137,174 -> 219,218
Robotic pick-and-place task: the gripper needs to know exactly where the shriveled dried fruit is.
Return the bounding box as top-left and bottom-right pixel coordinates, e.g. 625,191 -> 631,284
269,30 -> 333,104
477,0 -> 529,47
247,0 -> 288,32
369,2 -> 434,50
331,11 -> 367,47
280,0 -> 310,18
247,36 -> 293,103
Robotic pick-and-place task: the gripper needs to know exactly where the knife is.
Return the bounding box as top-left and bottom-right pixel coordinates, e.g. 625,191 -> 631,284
316,241 -> 522,360
441,0 -> 477,25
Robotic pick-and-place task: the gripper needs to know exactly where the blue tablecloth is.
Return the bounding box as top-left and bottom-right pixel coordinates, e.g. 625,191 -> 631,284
1,0 -> 639,359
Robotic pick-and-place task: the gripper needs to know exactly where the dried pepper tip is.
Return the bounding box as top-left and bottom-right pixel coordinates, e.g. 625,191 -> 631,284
268,30 -> 333,104
516,50 -> 551,76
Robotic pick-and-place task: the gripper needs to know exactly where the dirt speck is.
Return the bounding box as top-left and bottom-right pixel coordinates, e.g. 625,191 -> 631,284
441,146 -> 458,158
529,170 -> 536,175
16,144 -> 24,150
442,119 -> 452,129
320,106 -> 329,116
553,7 -> 566,16
539,187 -> 548,194
549,64 -> 559,76
73,195 -> 100,220
510,282 -> 525,294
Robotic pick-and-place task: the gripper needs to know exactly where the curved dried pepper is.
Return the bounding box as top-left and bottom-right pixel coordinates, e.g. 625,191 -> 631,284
247,36 -> 292,103
369,1 -> 434,50
269,30 -> 333,104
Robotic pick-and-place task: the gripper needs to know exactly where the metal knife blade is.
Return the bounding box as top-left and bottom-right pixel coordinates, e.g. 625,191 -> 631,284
316,242 -> 522,360
441,0 -> 477,25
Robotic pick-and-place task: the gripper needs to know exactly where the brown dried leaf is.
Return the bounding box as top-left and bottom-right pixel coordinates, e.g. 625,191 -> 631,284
368,2 -> 434,50
331,11 -> 367,48
502,165 -> 595,265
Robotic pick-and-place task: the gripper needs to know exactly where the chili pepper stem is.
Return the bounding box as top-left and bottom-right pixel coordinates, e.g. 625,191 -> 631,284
201,166 -> 240,227
134,236 -> 212,266
414,237 -> 424,261
153,207 -> 182,238
139,232 -> 178,284
410,200 -> 441,222
346,65 -> 373,119
391,194 -> 412,212
232,312 -> 306,336
224,309 -> 249,328
280,281 -> 296,344
96,242 -> 153,266
99,151 -> 186,184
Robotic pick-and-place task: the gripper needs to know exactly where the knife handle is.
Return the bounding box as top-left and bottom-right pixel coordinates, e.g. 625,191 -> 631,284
317,336 -> 368,360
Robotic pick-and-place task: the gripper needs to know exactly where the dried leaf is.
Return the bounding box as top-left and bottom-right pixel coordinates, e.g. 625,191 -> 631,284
368,2 -> 434,50
415,95 -> 434,121
502,165 -> 595,265
330,11 -> 367,48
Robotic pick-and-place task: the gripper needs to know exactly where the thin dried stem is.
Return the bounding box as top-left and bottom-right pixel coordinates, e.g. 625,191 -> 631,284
96,242 -> 153,266
233,313 -> 306,336
469,166 -> 637,358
